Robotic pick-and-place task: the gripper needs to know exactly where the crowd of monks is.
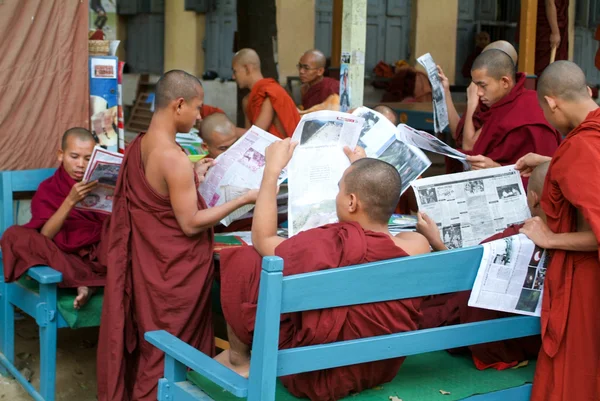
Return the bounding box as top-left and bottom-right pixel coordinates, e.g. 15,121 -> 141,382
1,38 -> 599,401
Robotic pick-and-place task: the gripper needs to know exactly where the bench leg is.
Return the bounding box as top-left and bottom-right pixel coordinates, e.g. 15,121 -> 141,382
37,283 -> 58,401
0,280 -> 15,377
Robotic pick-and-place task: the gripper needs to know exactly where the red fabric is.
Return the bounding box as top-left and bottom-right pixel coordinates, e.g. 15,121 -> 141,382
220,222 -> 422,401
595,25 -> 600,71
201,104 -> 225,119
96,134 -> 215,401
395,187 -> 417,215
534,0 -> 569,77
301,77 -> 340,110
247,78 -> 300,139
447,73 -> 561,189
381,67 -> 432,103
530,108 -> 600,401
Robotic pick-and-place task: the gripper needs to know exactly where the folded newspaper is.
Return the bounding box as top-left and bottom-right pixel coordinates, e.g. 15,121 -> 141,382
352,107 -> 431,194
411,165 -> 530,249
470,234 -> 547,317
198,126 -> 286,226
288,110 -> 364,236
417,53 -> 449,133
76,146 -> 123,214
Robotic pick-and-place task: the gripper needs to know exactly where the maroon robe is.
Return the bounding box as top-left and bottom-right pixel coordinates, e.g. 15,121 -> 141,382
530,108 -> 600,401
96,134 -> 215,401
301,77 -> 340,110
1,166 -> 107,288
534,0 -> 569,77
220,222 -> 422,401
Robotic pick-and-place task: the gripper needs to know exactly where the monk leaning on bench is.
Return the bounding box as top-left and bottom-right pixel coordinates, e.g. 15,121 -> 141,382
215,139 -> 430,401
1,128 -> 106,310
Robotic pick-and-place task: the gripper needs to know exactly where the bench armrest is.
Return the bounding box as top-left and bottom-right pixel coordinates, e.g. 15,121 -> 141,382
145,330 -> 248,397
27,267 -> 62,284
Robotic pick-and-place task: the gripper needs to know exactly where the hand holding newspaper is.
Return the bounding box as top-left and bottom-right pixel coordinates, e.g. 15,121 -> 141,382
417,53 -> 449,133
75,146 -> 123,214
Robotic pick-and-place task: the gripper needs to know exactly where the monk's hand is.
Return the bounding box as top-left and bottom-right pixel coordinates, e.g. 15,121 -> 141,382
515,153 -> 550,177
437,65 -> 450,92
550,32 -> 561,51
520,216 -> 554,249
466,82 -> 479,111
416,212 -> 445,251
265,138 -> 298,173
194,158 -> 215,182
343,145 -> 366,163
466,155 -> 500,170
67,180 -> 98,206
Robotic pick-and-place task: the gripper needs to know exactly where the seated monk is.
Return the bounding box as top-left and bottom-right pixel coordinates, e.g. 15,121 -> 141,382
298,49 -> 340,114
199,112 -> 239,159
96,70 -> 258,401
233,48 -> 300,139
1,128 -> 107,309
438,49 -> 560,188
381,61 -> 432,103
416,162 -> 597,370
216,140 -> 430,401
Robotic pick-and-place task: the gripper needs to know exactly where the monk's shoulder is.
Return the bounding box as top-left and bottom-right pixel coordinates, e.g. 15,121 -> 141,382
393,231 -> 431,256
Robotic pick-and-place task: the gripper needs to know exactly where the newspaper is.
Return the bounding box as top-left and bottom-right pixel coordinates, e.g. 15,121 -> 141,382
470,234 -> 547,317
352,107 -> 432,194
199,126 -> 286,226
417,53 -> 449,133
76,146 -> 123,214
287,111 -> 363,236
411,165 -> 530,249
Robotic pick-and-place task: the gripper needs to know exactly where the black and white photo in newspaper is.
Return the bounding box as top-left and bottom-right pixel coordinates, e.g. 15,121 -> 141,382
417,53 -> 449,133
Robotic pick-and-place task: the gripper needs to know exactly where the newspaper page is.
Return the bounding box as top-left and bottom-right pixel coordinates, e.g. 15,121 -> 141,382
469,234 -> 547,317
287,111 -> 363,236
199,126 -> 286,226
75,146 -> 123,214
417,53 -> 449,133
352,107 -> 432,194
411,165 -> 530,249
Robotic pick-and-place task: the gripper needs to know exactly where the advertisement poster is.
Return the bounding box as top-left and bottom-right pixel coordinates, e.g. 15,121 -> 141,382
89,0 -> 117,40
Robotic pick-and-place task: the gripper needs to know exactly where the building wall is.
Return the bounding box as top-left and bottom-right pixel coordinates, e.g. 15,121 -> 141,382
164,0 -> 205,76
276,0 -> 316,82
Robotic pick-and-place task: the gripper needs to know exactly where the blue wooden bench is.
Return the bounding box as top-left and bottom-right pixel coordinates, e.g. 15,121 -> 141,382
145,247 -> 541,401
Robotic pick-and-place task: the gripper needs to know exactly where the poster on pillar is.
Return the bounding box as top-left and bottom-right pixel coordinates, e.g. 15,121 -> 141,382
339,63 -> 351,112
89,0 -> 117,40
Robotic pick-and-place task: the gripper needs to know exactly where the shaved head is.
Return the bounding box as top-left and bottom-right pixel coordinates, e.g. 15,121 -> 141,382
373,105 -> 398,125
529,161 -> 550,196
472,49 -> 516,81
537,61 -> 589,102
301,49 -> 326,68
155,70 -> 203,109
344,158 -> 401,224
233,48 -> 261,69
200,113 -> 235,140
483,40 -> 518,65
61,127 -> 96,150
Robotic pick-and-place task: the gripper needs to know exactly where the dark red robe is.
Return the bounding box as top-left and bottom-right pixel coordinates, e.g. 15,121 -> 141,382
447,73 -> 561,188
96,134 -> 215,401
220,222 -> 422,401
246,78 -> 300,139
301,77 -> 340,110
1,166 -> 107,288
534,0 -> 569,77
200,104 -> 225,119
530,108 -> 600,401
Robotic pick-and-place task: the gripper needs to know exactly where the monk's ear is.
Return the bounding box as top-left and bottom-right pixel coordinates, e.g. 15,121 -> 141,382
543,96 -> 558,112
347,193 -> 358,213
175,98 -> 186,114
588,86 -> 593,97
57,148 -> 64,163
501,76 -> 511,88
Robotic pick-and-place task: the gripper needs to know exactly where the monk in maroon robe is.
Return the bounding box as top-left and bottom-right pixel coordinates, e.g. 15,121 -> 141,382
96,70 -> 258,401
517,61 -> 600,401
534,0 -> 569,77
298,49 -> 340,111
1,128 -> 106,309
216,141 -> 430,401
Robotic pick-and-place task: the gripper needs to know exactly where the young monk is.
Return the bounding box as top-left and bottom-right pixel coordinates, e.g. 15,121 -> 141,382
298,49 -> 340,112
199,112 -> 239,159
514,60 -> 600,401
1,128 -> 106,309
216,140 -> 430,401
232,48 -> 300,139
96,70 -> 258,401
373,104 -> 399,125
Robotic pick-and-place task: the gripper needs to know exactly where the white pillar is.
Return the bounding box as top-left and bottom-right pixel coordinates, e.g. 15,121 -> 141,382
339,0 -> 367,111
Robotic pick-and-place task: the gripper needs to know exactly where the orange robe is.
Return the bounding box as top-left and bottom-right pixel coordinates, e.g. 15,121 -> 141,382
200,104 -> 225,119
246,78 -> 300,139
530,108 -> 600,401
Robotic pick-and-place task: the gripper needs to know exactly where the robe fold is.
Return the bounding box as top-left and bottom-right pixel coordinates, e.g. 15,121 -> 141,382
1,166 -> 107,287
220,222 -> 422,401
200,104 -> 225,119
530,108 -> 600,401
534,0 -> 569,77
447,73 -> 561,188
96,134 -> 215,401
246,78 -> 300,139
301,77 -> 340,110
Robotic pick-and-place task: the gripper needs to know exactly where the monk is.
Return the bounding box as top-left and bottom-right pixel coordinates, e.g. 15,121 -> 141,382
534,0 -> 569,77
515,61 -> 600,401
216,140 -> 430,401
232,48 -> 300,139
200,103 -> 224,119
199,112 -> 239,158
298,49 -> 340,112
439,49 -> 560,188
1,128 -> 106,309
96,70 -> 258,401
373,104 -> 398,125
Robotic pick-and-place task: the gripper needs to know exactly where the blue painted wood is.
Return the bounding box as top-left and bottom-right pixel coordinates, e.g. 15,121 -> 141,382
0,275 -> 15,377
28,267 -> 63,284
6,281 -> 68,329
0,171 -> 14,235
8,169 -> 55,193
38,282 -> 58,401
0,353 -> 47,401
171,380 -> 217,401
145,330 -> 248,397
281,246 -> 483,313
247,257 -> 284,401
462,384 -> 532,400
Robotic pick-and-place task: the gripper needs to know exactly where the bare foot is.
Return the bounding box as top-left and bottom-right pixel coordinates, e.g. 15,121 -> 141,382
214,349 -> 250,378
74,286 -> 96,310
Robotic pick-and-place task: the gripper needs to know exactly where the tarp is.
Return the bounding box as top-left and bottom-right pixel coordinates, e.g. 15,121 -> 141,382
0,1 -> 89,170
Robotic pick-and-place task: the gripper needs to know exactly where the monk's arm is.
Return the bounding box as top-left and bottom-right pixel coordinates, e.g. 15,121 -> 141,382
545,0 -> 560,41
252,97 -> 275,132
242,95 -> 251,129
40,181 -> 97,239
446,96 -> 461,139
461,110 -> 478,151
251,164 -> 284,256
546,231 -> 598,252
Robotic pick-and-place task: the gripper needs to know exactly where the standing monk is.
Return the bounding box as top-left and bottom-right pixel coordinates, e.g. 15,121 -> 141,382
298,49 -> 340,113
515,61 -> 600,401
534,0 -> 569,77
233,48 -> 300,139
96,70 -> 258,401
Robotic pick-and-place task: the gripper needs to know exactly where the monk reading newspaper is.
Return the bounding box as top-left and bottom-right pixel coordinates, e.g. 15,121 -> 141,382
96,70 -> 258,401
199,113 -> 239,159
233,48 -> 300,139
516,61 -> 600,401
1,128 -> 106,309
215,140 -> 430,401
298,49 -> 340,113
